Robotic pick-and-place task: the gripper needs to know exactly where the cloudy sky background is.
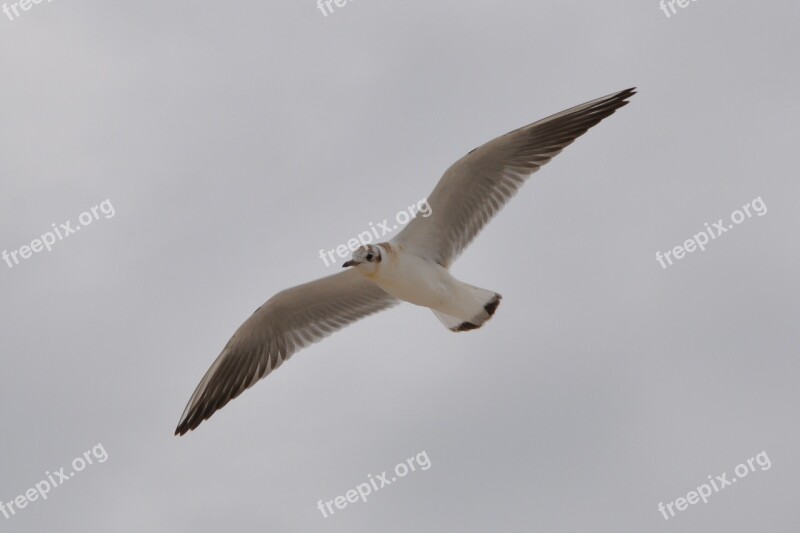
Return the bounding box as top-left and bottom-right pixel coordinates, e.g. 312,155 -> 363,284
1,0 -> 798,531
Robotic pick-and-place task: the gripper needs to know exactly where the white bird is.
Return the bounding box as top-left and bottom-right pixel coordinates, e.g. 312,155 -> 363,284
175,88 -> 635,435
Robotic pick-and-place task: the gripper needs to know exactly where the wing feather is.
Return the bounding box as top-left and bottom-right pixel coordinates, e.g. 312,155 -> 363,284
393,88 -> 636,266
175,269 -> 398,435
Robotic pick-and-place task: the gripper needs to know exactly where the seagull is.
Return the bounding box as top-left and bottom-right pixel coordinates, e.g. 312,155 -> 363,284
175,87 -> 635,435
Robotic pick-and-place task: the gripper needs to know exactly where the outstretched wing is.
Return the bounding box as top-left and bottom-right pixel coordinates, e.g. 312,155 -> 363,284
175,269 -> 398,435
393,88 -> 636,267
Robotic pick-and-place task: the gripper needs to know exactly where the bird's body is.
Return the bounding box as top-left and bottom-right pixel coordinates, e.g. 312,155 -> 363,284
364,242 -> 499,328
175,87 -> 636,435
364,243 -> 450,308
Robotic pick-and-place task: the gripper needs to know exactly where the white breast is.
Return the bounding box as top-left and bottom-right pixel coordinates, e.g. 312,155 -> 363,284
371,246 -> 454,308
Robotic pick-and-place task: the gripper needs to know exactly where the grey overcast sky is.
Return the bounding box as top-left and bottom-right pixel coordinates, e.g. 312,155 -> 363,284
1,0 -> 799,531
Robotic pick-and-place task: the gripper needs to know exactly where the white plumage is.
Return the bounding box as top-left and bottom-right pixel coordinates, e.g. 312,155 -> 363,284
175,87 -> 635,435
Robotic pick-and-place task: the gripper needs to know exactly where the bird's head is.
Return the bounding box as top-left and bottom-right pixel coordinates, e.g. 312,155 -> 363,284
342,244 -> 383,275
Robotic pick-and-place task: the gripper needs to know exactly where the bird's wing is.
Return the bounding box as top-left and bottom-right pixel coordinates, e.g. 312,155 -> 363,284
392,88 -> 635,267
175,269 -> 398,435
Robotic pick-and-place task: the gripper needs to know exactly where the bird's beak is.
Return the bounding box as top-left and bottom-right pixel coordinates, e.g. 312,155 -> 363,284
342,260 -> 358,268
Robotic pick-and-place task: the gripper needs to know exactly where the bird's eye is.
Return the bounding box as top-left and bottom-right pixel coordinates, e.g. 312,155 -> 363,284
366,253 -> 374,261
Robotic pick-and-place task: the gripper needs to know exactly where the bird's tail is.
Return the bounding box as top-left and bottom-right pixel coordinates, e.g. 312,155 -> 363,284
432,286 -> 501,332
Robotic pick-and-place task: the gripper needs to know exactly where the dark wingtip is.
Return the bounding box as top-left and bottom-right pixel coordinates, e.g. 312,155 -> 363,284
174,416 -> 197,437
612,87 -> 637,108
484,294 -> 502,317
598,87 -> 636,111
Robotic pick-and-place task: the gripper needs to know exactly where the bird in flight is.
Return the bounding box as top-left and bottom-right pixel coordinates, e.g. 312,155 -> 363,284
175,87 -> 636,435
